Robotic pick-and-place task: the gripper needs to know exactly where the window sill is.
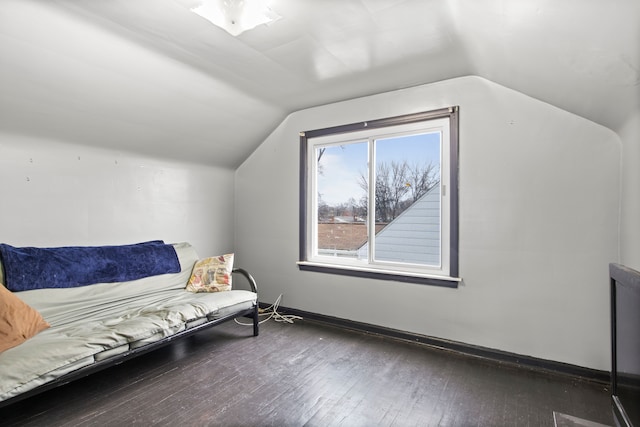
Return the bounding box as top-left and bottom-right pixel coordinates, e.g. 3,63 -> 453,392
297,261 -> 460,288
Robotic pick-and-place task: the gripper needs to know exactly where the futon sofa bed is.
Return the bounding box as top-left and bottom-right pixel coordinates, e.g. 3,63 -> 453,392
0,240 -> 258,407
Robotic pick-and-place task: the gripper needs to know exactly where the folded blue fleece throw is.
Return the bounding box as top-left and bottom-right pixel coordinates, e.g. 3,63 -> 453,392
0,241 -> 181,292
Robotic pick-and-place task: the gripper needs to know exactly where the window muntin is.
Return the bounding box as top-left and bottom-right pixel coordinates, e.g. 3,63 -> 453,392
300,108 -> 459,286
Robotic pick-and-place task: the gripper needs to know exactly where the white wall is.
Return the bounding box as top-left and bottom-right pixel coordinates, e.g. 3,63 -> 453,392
618,111 -> 640,271
0,133 -> 235,257
235,76 -> 620,371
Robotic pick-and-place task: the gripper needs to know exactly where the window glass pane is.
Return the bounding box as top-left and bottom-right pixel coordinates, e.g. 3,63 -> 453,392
372,132 -> 441,266
316,142 -> 368,259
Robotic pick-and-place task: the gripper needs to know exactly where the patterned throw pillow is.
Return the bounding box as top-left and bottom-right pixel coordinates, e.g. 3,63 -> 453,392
0,285 -> 50,353
185,254 -> 234,293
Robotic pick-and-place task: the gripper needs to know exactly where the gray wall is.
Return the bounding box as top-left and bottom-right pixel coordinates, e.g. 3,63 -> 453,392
0,133 -> 235,257
618,111 -> 640,271
235,76 -> 620,371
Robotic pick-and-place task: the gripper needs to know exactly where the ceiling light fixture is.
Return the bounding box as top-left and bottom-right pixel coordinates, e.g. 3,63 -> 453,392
189,0 -> 280,36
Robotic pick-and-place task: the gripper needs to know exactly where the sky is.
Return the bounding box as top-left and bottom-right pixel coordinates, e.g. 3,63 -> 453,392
317,131 -> 441,206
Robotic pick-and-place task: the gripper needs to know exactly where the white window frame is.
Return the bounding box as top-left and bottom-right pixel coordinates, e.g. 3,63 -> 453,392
298,107 -> 460,287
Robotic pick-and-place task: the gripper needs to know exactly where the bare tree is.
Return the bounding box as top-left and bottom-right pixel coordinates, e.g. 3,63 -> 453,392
317,147 -> 326,175
359,160 -> 439,222
381,161 -> 410,221
317,193 -> 331,221
407,161 -> 439,202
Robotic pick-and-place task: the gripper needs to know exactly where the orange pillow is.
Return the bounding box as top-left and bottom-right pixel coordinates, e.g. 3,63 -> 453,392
0,285 -> 50,353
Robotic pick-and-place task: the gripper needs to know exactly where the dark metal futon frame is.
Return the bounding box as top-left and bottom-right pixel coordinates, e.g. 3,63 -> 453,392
0,268 -> 259,409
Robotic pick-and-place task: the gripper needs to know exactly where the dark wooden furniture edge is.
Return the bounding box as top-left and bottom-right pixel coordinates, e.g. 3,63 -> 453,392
609,262 -> 640,427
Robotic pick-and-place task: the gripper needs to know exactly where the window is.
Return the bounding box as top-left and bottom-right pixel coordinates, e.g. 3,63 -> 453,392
299,107 -> 459,287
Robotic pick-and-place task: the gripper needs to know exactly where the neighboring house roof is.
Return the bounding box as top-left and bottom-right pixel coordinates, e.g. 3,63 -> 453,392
317,186 -> 441,262
358,186 -> 441,265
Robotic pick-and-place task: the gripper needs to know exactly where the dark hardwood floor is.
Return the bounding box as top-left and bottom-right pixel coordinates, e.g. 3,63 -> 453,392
0,319 -> 613,426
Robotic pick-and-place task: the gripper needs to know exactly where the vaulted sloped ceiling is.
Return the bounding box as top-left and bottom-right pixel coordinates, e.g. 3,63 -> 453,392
0,0 -> 638,167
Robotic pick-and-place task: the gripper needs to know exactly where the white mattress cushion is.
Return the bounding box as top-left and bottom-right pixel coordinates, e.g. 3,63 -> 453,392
0,242 -> 256,402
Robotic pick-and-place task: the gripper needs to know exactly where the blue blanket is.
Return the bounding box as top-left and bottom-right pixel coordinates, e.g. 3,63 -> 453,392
0,241 -> 181,292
